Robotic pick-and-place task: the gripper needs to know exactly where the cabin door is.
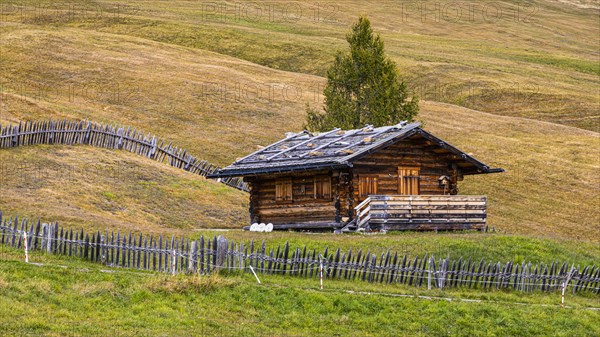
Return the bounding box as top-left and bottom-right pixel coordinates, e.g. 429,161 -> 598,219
398,167 -> 420,195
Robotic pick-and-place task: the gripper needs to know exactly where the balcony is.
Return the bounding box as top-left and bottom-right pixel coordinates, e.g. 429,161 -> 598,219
354,195 -> 487,231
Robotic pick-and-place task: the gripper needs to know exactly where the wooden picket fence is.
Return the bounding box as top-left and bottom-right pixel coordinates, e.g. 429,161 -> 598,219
1,212 -> 598,294
0,120 -> 248,192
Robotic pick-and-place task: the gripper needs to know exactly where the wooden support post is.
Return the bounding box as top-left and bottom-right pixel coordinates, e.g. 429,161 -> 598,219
189,241 -> 198,274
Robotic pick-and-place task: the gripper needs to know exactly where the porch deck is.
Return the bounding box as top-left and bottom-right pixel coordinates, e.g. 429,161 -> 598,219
355,195 -> 487,231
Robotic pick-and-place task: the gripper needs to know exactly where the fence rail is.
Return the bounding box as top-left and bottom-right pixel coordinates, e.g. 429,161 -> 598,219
356,195 -> 487,231
1,212 -> 598,294
0,120 -> 248,192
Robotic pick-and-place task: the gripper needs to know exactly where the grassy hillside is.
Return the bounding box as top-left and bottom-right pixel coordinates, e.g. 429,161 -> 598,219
1,0 -> 597,131
1,247 -> 598,337
1,103 -> 597,240
0,1 -> 598,335
0,145 -> 248,233
0,1 -> 598,240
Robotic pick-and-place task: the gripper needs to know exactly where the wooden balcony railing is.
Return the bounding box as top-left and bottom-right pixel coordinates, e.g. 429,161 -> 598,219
354,195 -> 487,231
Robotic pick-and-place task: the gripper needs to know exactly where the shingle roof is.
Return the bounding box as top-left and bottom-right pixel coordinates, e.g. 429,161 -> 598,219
209,122 -> 504,177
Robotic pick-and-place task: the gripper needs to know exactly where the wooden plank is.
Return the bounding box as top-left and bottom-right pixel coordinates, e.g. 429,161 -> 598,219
368,254 -> 377,283
408,256 -> 418,286
158,235 -> 164,272
399,254 -> 407,284
84,234 -> 89,260
331,248 -> 340,278
137,234 -> 143,270
418,253 -> 428,287
199,236 -> 204,274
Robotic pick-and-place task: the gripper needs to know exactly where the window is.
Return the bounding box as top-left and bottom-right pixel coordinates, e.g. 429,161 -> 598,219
275,178 -> 293,202
398,167 -> 420,195
358,176 -> 378,199
314,176 -> 331,199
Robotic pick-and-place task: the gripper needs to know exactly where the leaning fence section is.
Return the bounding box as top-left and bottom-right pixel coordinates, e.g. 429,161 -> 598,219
0,120 -> 247,192
0,212 -> 598,294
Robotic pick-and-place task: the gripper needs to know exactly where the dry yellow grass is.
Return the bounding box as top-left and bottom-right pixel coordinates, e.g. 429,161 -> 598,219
1,100 -> 597,241
0,27 -> 320,165
0,145 -> 248,234
419,102 -> 599,241
0,0 -> 597,241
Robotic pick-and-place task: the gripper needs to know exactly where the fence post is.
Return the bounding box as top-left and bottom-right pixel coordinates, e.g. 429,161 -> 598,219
562,264 -> 575,304
40,224 -> 46,252
428,256 -> 432,290
439,258 -> 447,289
319,254 -> 324,290
100,234 -> 106,264
49,120 -> 55,144
84,122 -> 91,144
188,241 -> 197,274
215,236 -> 228,272
171,249 -> 177,275
117,127 -> 124,150
23,232 -> 29,263
12,123 -> 20,147
149,136 -> 157,159
46,224 -> 53,253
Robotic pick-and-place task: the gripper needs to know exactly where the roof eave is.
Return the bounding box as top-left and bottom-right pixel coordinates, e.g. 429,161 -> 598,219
208,162 -> 352,178
463,167 -> 505,175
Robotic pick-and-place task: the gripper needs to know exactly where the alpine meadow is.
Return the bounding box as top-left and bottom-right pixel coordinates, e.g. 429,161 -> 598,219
0,1 -> 598,336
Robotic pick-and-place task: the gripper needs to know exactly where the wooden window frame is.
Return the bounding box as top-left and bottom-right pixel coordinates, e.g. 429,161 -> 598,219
313,175 -> 332,200
358,175 -> 378,199
398,167 -> 420,195
275,178 -> 293,203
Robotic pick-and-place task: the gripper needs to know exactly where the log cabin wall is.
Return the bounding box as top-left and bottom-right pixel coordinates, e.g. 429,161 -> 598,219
246,170 -> 341,225
335,170 -> 354,221
351,135 -> 459,207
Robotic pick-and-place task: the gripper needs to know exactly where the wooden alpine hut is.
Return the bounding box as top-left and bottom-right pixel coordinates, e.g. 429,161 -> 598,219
209,122 -> 503,232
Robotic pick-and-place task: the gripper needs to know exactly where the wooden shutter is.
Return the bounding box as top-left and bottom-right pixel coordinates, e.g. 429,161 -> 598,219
275,178 -> 293,202
314,176 -> 331,199
398,167 -> 420,195
359,176 -> 378,199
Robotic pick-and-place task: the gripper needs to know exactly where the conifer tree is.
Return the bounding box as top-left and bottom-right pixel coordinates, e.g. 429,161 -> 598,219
306,17 -> 418,131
